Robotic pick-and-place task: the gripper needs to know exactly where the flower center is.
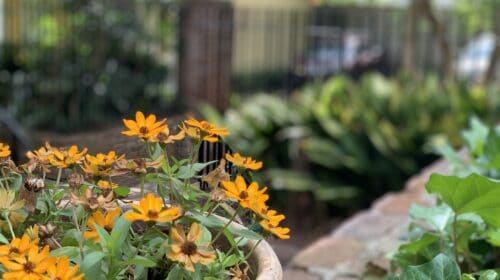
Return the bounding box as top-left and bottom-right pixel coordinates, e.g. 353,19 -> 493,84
9,247 -> 20,254
181,241 -> 198,256
88,197 -> 98,205
139,126 -> 149,135
147,210 -> 159,219
157,132 -> 167,142
239,191 -> 249,199
23,261 -> 35,273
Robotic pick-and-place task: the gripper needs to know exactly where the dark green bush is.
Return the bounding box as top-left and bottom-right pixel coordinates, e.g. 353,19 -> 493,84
204,74 -> 499,208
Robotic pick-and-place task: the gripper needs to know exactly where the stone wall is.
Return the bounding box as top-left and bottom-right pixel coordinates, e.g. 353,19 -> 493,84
284,158 -> 451,280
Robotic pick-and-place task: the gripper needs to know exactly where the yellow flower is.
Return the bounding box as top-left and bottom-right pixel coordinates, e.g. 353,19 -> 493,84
122,111 -> 166,141
1,245 -> 55,280
46,256 -> 84,280
0,233 -> 39,262
48,145 -> 87,169
96,180 -> 118,190
166,223 -> 216,272
183,119 -> 229,142
259,215 -> 290,240
82,151 -> 125,177
0,143 -> 11,158
84,208 -> 121,241
124,193 -> 182,223
151,125 -> 185,144
221,176 -> 269,209
225,153 -> 263,170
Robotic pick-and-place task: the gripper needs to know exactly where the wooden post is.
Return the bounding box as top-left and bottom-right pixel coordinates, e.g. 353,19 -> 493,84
179,0 -> 233,112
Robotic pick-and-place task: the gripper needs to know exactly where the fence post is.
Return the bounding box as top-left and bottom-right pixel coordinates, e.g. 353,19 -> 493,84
179,0 -> 233,112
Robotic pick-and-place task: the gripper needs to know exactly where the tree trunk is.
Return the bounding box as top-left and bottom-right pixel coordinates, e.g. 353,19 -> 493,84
403,0 -> 419,76
483,8 -> 500,85
419,0 -> 454,81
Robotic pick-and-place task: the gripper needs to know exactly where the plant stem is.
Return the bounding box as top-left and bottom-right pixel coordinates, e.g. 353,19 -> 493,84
453,215 -> 459,265
211,208 -> 239,245
244,239 -> 263,261
140,175 -> 145,198
4,212 -> 15,239
55,168 -> 62,188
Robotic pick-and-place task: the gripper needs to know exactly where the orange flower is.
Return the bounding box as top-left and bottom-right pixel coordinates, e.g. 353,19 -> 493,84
48,145 -> 87,169
1,245 -> 55,280
24,143 -> 54,173
221,176 -> 269,209
122,111 -> 166,141
150,125 -> 185,144
259,215 -> 290,240
82,151 -> 125,177
124,193 -> 182,223
84,208 -> 121,241
46,256 -> 84,280
166,223 -> 216,272
183,119 -> 229,142
0,143 -> 11,158
225,153 -> 263,170
0,233 -> 39,262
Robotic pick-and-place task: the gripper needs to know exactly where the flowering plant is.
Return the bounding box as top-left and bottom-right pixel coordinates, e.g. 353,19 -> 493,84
0,111 -> 289,279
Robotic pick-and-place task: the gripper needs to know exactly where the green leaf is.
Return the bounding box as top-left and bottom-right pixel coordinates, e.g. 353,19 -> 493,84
426,173 -> 500,227
114,186 -> 130,198
409,204 -> 453,232
0,232 -> 9,244
109,216 -> 131,256
80,251 -> 105,276
50,246 -> 80,259
166,264 -> 184,280
124,255 -> 156,268
176,161 -> 217,179
392,233 -> 441,268
479,270 -> 499,280
94,224 -> 111,248
462,117 -> 489,156
397,253 -> 460,280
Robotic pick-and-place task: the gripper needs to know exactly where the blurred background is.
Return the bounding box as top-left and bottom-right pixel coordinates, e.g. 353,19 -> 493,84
0,0 -> 499,265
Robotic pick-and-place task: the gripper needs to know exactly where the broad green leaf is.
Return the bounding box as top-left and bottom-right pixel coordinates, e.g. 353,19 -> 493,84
409,204 -> 453,232
392,233 -> 441,268
114,186 -> 130,198
462,117 -> 489,156
397,253 -> 460,280
166,264 -> 184,280
479,270 -> 499,280
426,173 -> 500,227
94,224 -> 111,248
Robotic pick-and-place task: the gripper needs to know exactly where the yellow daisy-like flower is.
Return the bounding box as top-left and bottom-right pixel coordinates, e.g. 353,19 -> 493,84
221,176 -> 269,209
259,215 -> 290,240
48,145 -> 87,169
0,233 -> 39,262
96,180 -> 119,190
46,256 -> 84,280
124,193 -> 182,223
183,119 -> 229,142
166,223 -> 216,272
225,153 -> 263,170
151,125 -> 186,144
84,208 -> 121,241
24,143 -> 54,173
0,143 -> 11,158
1,245 -> 55,280
82,151 -> 125,177
122,111 -> 167,141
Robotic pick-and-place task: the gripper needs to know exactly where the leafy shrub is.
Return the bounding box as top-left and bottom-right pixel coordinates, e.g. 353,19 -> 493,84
388,120 -> 500,279
0,0 -> 175,132
203,74 -> 498,207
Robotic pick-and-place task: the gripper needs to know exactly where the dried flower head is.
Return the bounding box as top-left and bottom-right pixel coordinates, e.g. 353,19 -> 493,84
70,188 -> 115,212
67,172 -> 85,189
